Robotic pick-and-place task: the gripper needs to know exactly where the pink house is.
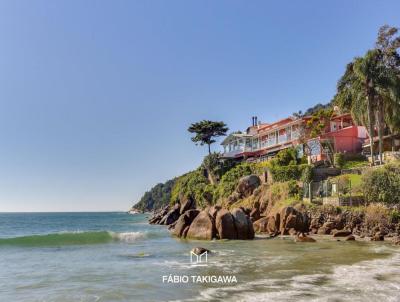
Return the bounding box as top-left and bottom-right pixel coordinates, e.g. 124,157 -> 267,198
221,113 -> 367,162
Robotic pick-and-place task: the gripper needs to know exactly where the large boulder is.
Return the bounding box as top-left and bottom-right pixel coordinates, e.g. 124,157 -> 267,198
180,196 -> 196,215
208,205 -> 222,220
266,213 -> 280,235
317,221 -> 336,235
371,232 -> 384,241
253,217 -> 269,233
231,208 -> 254,239
191,247 -> 210,255
186,210 -> 216,240
294,234 -> 316,243
159,203 -> 181,225
172,209 -> 199,238
279,206 -> 309,235
215,209 -> 237,239
249,208 -> 261,222
149,205 -> 170,224
236,175 -> 261,198
391,236 -> 400,245
345,235 -> 356,241
227,192 -> 240,205
332,229 -> 352,237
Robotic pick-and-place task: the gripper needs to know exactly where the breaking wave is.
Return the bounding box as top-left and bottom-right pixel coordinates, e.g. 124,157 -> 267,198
0,231 -> 146,247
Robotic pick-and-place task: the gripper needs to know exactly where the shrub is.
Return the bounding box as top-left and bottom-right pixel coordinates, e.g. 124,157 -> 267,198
390,210 -> 400,224
170,169 -> 211,208
364,203 -> 390,228
214,162 -> 254,199
270,164 -> 311,182
334,153 -> 345,169
275,147 -> 299,166
201,152 -> 236,183
361,162 -> 400,203
300,165 -> 314,183
268,181 -> 302,212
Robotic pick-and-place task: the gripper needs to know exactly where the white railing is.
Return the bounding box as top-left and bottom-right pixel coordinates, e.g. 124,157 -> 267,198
278,135 -> 287,144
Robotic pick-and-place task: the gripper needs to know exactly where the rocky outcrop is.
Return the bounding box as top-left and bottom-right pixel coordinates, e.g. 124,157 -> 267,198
231,208 -> 254,239
332,230 -> 352,237
279,206 -> 309,235
294,233 -> 316,242
253,217 -> 269,233
236,175 -> 261,198
186,210 -> 216,240
371,232 -> 384,241
162,205 -> 255,240
266,213 -> 280,235
159,203 -> 181,225
392,236 -> 400,245
191,247 -> 210,255
180,196 -> 196,215
249,207 -> 261,222
208,205 -> 222,220
172,209 -> 199,237
149,205 -> 170,224
215,209 -> 237,239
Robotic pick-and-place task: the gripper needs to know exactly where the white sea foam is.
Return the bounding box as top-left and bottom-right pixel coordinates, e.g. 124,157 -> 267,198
109,231 -> 146,242
186,249 -> 400,302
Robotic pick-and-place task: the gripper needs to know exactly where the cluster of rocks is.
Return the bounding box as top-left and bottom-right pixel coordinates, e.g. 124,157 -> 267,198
150,199 -> 255,240
226,175 -> 261,205
149,174 -> 400,244
252,205 -> 309,236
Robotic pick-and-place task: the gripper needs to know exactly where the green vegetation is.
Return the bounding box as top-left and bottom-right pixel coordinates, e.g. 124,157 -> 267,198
334,25 -> 400,165
214,162 -> 256,199
305,108 -> 333,138
170,169 -> 212,208
268,181 -> 304,212
201,152 -> 235,185
268,147 -> 303,167
134,178 -> 177,211
333,153 -> 368,169
361,161 -> 400,203
333,153 -> 345,169
300,165 -> 314,183
270,164 -> 310,183
292,102 -> 332,118
263,147 -> 312,183
342,160 -> 369,169
188,120 -> 228,154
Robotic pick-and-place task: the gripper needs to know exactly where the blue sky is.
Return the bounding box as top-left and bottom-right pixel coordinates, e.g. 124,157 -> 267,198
0,1 -> 398,211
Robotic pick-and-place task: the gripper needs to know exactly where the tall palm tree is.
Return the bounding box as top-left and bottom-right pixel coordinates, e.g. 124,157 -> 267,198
335,55 -> 376,164
335,49 -> 400,164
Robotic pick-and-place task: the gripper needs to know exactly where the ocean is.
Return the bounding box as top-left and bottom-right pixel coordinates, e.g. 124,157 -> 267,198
0,212 -> 399,302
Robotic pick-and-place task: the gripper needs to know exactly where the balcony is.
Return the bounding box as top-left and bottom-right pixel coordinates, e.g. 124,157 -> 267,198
278,135 -> 287,144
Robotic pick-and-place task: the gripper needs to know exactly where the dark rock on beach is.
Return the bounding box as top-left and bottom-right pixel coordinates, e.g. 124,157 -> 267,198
215,209 -> 237,239
172,209 -> 199,238
236,175 -> 261,198
295,233 -> 316,242
231,208 -> 254,239
191,247 -> 210,255
332,230 -> 352,237
186,210 -> 216,240
253,217 -> 269,234
159,203 -> 181,225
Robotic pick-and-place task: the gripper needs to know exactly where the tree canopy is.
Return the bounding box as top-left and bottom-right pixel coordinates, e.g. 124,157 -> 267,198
188,120 -> 228,154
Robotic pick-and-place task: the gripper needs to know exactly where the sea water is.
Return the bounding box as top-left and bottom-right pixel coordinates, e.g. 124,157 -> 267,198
0,212 -> 399,302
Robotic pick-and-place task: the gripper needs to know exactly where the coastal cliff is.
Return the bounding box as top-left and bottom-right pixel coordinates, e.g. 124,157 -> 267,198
149,173 -> 400,244
133,178 -> 177,212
